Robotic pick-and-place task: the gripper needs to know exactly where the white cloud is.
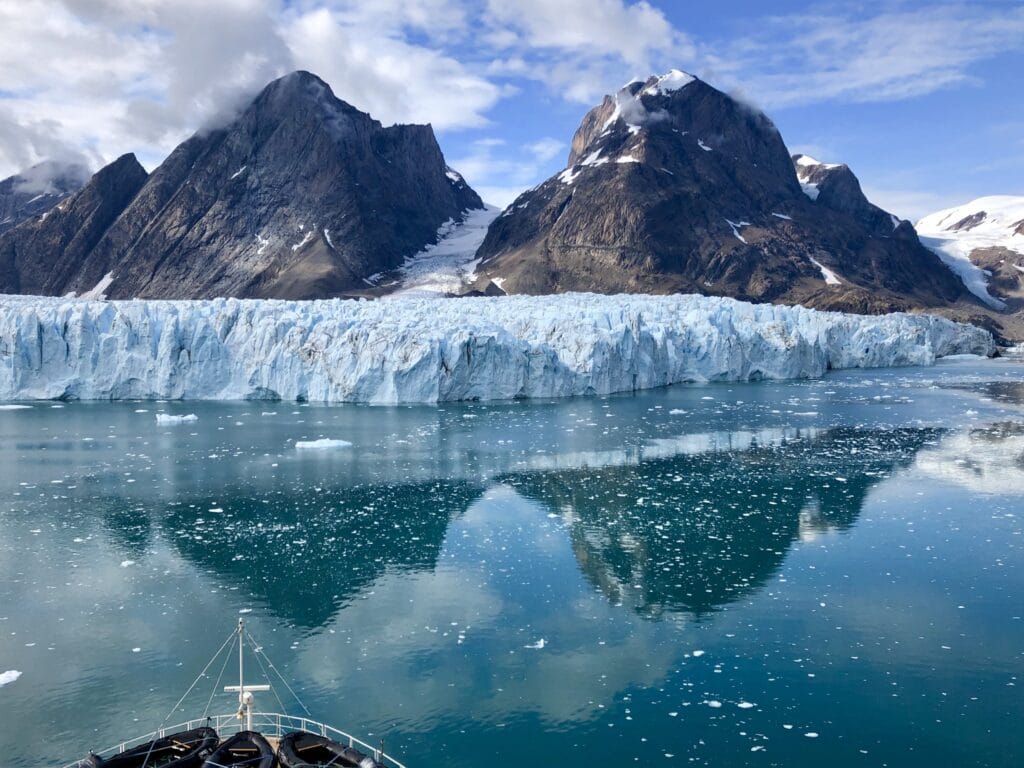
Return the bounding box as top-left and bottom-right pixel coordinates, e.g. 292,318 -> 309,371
482,0 -> 693,104
0,0 -> 288,174
448,137 -> 568,208
0,0 -> 505,178
525,137 -> 566,163
485,0 -> 678,63
702,5 -> 1024,109
283,7 -> 503,131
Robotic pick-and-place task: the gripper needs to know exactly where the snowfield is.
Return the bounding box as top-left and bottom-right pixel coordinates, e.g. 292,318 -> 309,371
0,293 -> 993,404
916,195 -> 1024,309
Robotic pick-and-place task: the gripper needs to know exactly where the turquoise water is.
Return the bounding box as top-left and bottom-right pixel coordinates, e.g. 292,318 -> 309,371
0,359 -> 1021,767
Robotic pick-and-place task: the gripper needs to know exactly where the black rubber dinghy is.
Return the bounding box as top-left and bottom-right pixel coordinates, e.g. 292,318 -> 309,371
200,731 -> 275,768
82,726 -> 219,767
276,731 -> 385,768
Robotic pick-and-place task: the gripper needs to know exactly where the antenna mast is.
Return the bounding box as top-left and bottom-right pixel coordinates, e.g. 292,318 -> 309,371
224,618 -> 270,731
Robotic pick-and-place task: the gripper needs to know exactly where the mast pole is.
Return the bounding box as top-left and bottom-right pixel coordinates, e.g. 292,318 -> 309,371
239,617 -> 252,730
225,618 -> 268,732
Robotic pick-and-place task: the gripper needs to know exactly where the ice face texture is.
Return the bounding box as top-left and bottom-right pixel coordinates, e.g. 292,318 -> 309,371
0,293 -> 992,403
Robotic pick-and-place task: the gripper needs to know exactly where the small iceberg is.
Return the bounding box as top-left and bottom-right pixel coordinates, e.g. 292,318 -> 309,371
0,670 -> 22,687
156,413 -> 198,425
295,438 -> 352,450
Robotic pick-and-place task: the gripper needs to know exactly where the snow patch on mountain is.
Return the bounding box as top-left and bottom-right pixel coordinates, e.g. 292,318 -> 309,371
80,272 -> 115,300
0,293 -> 992,404
809,257 -> 842,285
389,206 -> 500,297
915,196 -> 1024,309
558,166 -> 582,185
794,155 -> 839,202
581,149 -> 609,167
642,69 -> 696,96
800,183 -> 820,201
725,219 -> 750,244
794,155 -> 840,170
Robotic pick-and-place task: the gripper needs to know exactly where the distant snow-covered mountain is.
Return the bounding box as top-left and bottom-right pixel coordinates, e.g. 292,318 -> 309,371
0,160 -> 90,235
916,196 -> 1024,316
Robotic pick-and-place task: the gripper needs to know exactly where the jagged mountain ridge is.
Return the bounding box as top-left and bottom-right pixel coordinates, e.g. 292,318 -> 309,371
472,71 -> 970,315
0,154 -> 148,295
0,160 -> 90,235
0,71 -> 482,299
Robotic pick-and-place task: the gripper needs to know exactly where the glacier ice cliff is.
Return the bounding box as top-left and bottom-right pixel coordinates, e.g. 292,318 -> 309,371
0,293 -> 993,403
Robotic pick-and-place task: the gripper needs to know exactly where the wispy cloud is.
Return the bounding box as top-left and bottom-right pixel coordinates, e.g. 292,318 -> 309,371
701,4 -> 1024,109
481,0 -> 693,103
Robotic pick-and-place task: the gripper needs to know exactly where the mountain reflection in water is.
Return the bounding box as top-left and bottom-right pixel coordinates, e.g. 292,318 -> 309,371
87,426 -> 938,628
506,427 -> 934,617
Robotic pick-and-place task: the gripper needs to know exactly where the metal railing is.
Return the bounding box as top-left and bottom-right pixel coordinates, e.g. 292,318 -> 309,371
60,712 -> 407,768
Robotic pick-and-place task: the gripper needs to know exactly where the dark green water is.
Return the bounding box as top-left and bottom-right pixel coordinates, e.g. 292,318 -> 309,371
0,359 -> 1021,767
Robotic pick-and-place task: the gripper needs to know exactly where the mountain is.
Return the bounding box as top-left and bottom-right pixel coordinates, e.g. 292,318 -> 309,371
916,196 -> 1024,312
0,160 -> 90,235
471,71 -> 971,316
0,154 -> 148,295
0,71 -> 482,299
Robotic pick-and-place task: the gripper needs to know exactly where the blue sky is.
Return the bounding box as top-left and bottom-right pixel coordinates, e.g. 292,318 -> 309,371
0,0 -> 1021,219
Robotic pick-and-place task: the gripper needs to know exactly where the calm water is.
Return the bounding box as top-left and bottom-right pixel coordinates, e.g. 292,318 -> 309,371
0,359 -> 1022,767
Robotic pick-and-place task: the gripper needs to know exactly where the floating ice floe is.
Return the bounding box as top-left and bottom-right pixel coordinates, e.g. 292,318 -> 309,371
156,413 -> 198,425
295,439 -> 352,450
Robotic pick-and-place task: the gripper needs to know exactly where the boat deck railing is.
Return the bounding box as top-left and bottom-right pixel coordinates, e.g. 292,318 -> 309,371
60,712 -> 408,768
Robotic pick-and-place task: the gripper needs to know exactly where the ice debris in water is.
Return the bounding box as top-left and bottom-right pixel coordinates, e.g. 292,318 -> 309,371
295,439 -> 352,450
156,413 -> 197,425
0,670 -> 22,687
523,639 -> 547,649
0,293 -> 993,404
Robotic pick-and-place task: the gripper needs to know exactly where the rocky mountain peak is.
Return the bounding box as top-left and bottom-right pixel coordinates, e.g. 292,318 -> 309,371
0,153 -> 147,295
247,70 -> 377,134
0,159 -> 92,235
792,154 -> 903,236
0,70 -> 482,300
472,69 -> 968,313
560,70 -> 798,203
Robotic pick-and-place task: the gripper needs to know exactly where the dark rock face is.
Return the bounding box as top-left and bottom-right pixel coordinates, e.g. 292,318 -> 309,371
473,72 -> 970,313
0,160 -> 90,235
0,154 -> 147,294
792,154 -> 898,236
0,71 -> 481,299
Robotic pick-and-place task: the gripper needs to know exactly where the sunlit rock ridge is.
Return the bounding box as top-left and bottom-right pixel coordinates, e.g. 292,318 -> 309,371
0,294 -> 992,403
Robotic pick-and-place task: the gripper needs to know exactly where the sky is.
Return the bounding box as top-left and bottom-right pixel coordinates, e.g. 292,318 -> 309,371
0,0 -> 1021,220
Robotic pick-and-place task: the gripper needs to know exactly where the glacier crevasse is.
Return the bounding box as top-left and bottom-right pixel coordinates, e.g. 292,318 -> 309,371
0,293 -> 993,403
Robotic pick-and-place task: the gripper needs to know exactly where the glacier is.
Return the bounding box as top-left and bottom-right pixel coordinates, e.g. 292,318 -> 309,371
0,293 -> 993,404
